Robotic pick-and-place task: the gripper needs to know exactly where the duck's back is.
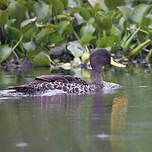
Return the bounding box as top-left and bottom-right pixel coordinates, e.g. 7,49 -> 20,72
8,75 -> 91,94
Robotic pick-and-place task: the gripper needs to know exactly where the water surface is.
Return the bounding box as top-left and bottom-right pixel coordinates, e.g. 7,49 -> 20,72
0,66 -> 152,152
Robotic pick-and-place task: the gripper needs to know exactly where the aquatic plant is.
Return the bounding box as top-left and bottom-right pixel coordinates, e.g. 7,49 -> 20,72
0,0 -> 152,67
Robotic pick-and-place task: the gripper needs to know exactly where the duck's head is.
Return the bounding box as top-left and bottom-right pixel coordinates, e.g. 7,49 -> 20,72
90,48 -> 126,72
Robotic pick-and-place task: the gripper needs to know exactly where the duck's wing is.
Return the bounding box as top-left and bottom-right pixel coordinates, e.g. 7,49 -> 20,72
8,74 -> 88,93
35,75 -> 88,85
35,75 -> 69,83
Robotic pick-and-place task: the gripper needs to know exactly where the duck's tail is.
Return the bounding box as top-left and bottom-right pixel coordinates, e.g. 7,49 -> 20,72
8,85 -> 30,93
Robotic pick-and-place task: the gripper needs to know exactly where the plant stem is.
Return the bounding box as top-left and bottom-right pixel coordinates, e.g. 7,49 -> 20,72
12,35 -> 23,51
129,39 -> 151,56
123,27 -> 140,53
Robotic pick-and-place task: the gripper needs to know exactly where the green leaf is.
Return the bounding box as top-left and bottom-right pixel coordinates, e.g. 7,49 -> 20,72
68,0 -> 82,8
0,10 -> 8,27
88,0 -> 107,10
96,15 -> 112,31
67,43 -> 83,58
119,17 -> 126,31
33,1 -> 51,22
23,41 -> 36,51
57,21 -> 72,36
0,45 -> 12,63
22,25 -> 38,42
35,28 -> 55,44
8,1 -> 26,26
33,52 -> 51,67
97,36 -> 115,48
131,4 -> 150,25
118,6 -> 132,22
80,35 -> 96,46
74,7 -> 91,20
105,0 -> 125,10
49,33 -> 63,44
110,26 -> 121,43
118,5 -> 151,25
122,28 -> 140,53
80,24 -> 95,37
4,26 -> 22,41
80,24 -> 95,45
51,0 -> 64,15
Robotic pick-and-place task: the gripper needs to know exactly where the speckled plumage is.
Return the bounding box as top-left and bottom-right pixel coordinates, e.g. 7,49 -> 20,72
9,75 -> 99,94
8,48 -> 125,94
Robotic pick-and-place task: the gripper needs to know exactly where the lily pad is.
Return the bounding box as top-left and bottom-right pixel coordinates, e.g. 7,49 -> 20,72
33,52 -> 51,67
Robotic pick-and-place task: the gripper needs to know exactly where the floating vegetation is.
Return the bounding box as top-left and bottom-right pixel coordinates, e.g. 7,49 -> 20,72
0,0 -> 152,68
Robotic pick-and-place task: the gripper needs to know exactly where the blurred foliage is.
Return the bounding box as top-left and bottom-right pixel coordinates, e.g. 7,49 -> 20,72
0,0 -> 152,67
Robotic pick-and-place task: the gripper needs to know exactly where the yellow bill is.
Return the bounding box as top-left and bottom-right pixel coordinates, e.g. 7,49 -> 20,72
110,57 -> 126,68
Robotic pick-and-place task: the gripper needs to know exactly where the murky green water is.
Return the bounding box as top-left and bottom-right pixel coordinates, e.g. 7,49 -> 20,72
0,66 -> 152,152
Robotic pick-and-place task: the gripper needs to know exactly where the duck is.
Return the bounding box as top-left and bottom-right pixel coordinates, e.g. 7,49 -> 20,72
8,48 -> 126,94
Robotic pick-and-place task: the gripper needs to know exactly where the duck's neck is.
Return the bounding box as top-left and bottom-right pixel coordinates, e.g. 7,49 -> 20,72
90,69 -> 103,88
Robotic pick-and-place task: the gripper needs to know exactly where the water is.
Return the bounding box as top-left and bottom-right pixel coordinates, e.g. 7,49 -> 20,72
0,66 -> 152,152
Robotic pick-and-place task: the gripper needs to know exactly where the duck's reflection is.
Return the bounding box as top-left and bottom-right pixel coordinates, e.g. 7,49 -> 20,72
15,92 -> 128,152
110,96 -> 128,152
90,94 -> 128,152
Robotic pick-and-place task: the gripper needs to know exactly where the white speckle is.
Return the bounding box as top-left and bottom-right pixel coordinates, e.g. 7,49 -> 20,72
138,86 -> 148,88
96,133 -> 110,139
16,142 -> 28,147
41,89 -> 67,96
